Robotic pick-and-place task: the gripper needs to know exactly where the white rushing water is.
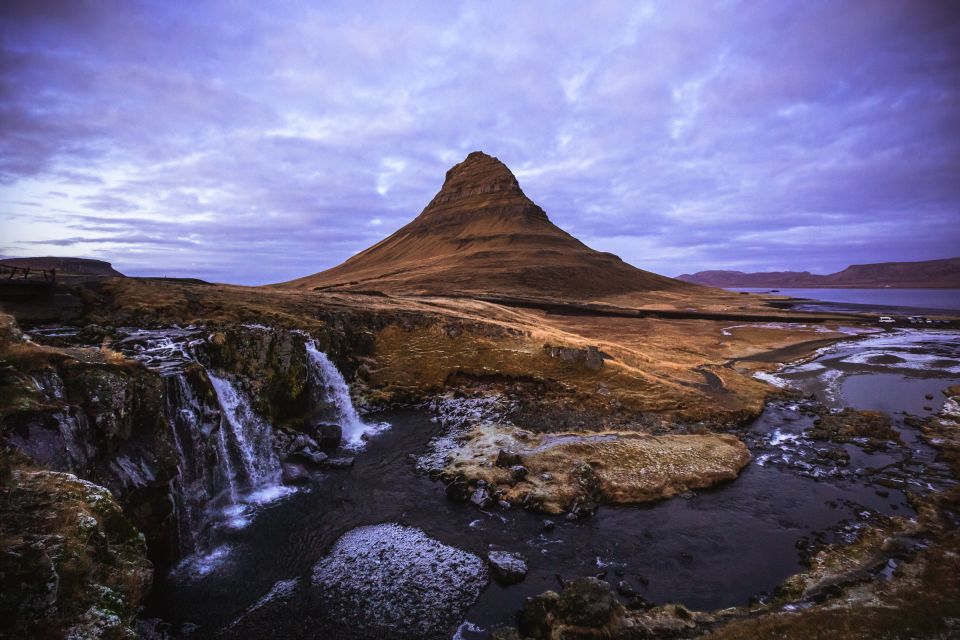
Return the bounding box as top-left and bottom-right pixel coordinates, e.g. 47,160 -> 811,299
207,372 -> 282,489
305,340 -> 385,447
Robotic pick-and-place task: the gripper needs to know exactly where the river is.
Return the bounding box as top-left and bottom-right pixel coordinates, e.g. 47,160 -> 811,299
141,328 -> 960,639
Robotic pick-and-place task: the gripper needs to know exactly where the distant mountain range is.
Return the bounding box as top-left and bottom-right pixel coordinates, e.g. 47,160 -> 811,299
0,257 -> 124,277
678,257 -> 960,289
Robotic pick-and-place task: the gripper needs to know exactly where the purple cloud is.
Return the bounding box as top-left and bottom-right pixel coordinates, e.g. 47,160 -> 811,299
0,0 -> 958,284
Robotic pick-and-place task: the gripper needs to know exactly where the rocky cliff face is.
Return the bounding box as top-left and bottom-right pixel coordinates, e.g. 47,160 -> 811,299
0,310 -> 390,635
0,462 -> 153,640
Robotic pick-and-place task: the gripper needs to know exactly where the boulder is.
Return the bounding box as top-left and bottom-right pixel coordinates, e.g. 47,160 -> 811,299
315,422 -> 342,449
322,456 -> 354,469
555,577 -> 618,627
510,465 -> 529,481
496,449 -> 523,468
470,482 -> 493,508
311,524 -> 488,640
281,462 -> 310,485
488,551 -> 528,585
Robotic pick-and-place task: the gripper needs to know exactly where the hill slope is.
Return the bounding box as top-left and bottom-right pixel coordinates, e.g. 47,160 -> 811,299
280,152 -> 696,302
678,257 -> 960,289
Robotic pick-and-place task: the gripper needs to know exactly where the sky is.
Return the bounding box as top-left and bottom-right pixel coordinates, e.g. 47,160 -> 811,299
1,1 -> 958,285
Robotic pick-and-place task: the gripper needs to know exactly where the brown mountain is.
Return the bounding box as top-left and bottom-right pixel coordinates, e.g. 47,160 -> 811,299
281,151 -> 696,302
678,257 -> 960,289
0,256 -> 124,277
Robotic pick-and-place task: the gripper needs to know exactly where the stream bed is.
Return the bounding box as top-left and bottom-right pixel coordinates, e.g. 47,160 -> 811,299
139,328 -> 960,639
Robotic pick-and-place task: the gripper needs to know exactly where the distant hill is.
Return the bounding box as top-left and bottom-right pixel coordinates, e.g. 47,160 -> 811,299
279,151 -> 696,302
0,257 -> 124,277
678,257 -> 960,289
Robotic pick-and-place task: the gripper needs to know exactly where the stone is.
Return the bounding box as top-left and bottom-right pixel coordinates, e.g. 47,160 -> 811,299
315,422 -> 342,449
510,465 -> 528,481
445,476 -> 470,503
471,485 -> 493,508
616,579 -> 636,597
496,449 -> 523,468
555,577 -> 618,627
281,462 -> 310,485
517,590 -> 560,639
488,551 -> 528,585
542,519 -> 556,532
322,456 -> 354,469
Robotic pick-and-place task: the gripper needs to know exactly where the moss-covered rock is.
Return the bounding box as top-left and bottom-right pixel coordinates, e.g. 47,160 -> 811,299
0,464 -> 152,639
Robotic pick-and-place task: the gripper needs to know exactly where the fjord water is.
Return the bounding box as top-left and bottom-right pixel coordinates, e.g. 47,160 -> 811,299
730,287 -> 960,311
145,329 -> 960,639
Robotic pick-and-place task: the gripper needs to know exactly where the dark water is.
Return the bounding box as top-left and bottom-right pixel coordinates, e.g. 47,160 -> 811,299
729,287 -> 960,312
144,330 -> 959,639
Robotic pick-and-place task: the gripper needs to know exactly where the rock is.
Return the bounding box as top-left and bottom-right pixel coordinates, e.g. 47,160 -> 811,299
292,448 -> 328,466
445,476 -> 470,503
488,551 -> 528,585
925,393 -> 934,400
584,346 -> 604,371
510,465 -> 528,481
281,462 -> 310,485
311,524 -> 488,640
322,456 -> 354,469
555,577 -> 618,627
517,590 -> 560,639
471,485 -> 493,508
542,519 -> 556,532
616,579 -> 636,597
0,467 -> 152,640
498,500 -> 512,509
315,422 -> 342,449
489,628 -> 522,640
626,595 -> 652,610
496,449 -> 523,468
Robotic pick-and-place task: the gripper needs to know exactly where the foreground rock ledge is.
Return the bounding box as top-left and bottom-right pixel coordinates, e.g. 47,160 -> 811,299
0,466 -> 152,640
443,424 -> 752,514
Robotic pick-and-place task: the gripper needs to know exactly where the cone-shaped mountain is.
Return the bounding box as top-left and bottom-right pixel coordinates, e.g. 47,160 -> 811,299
281,151 -> 694,302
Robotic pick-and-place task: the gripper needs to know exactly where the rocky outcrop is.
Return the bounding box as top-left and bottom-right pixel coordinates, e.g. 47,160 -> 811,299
0,464 -> 152,640
807,408 -> 902,452
0,322 -> 180,566
432,421 -> 751,515
502,577 -> 715,639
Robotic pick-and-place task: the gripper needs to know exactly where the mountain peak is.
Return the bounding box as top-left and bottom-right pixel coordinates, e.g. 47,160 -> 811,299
426,151 -> 524,210
280,152 -> 692,301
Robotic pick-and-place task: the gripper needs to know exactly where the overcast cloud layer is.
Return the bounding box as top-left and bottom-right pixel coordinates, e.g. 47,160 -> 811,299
1,1 -> 958,284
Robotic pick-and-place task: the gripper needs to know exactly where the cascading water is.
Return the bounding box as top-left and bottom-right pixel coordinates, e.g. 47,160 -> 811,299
207,372 -> 281,488
305,341 -> 383,446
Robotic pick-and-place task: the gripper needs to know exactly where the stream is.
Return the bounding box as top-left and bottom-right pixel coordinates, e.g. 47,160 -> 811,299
131,328 -> 960,639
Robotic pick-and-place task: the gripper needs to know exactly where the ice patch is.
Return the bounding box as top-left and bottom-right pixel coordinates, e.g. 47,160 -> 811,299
753,371 -> 789,388
312,524 -> 488,639
452,621 -> 484,640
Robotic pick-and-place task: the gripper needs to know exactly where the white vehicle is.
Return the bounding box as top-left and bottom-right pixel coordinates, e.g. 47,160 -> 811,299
878,316 -> 895,324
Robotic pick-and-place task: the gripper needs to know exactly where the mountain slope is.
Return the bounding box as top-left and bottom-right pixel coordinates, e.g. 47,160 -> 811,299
678,257 -> 960,289
281,152 -> 695,302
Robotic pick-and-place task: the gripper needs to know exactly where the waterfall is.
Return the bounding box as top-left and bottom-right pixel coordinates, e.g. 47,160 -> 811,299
305,341 -> 375,446
164,371 -> 282,555
207,372 -> 281,488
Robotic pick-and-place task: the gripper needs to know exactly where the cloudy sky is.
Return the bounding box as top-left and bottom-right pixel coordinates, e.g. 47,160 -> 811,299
2,1 -> 958,284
